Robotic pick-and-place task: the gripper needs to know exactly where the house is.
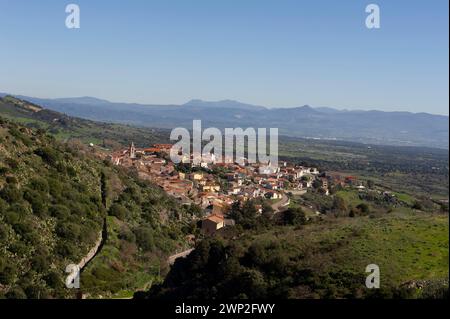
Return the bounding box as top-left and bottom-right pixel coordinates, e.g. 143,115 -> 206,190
190,172 -> 204,181
153,144 -> 173,153
320,177 -> 329,189
265,191 -> 281,200
202,214 -> 225,235
202,182 -> 221,193
229,185 -> 242,195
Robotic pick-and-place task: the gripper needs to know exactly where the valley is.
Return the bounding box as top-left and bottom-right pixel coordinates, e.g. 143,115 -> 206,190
0,96 -> 448,299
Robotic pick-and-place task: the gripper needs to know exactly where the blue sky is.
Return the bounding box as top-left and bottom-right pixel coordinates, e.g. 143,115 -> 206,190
0,0 -> 448,114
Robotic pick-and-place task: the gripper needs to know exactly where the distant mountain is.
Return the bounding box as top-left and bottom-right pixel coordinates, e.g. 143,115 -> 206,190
183,99 -> 267,111
50,96 -> 112,105
1,93 -> 448,148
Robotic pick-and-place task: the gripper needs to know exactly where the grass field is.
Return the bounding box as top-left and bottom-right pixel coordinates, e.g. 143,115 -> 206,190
250,210 -> 448,287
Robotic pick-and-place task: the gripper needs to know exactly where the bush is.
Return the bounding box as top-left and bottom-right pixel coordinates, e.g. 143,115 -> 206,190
49,205 -> 70,219
34,147 -> 61,166
0,264 -> 17,285
12,220 -> 34,238
8,241 -> 28,255
0,198 -> 8,213
56,222 -> 81,240
412,201 -> 423,210
0,223 -> 8,241
0,184 -> 23,203
356,203 -> 370,214
55,242 -> 77,259
134,226 -> 155,251
31,254 -> 50,273
25,285 -> 49,299
3,211 -> 20,225
5,287 -> 26,299
44,271 -> 64,289
109,203 -> 127,220
6,176 -> 17,184
28,177 -> 49,193
24,189 -> 48,217
118,227 -> 136,243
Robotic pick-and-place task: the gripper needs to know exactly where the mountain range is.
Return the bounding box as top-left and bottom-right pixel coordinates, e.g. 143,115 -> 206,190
1,93 -> 448,149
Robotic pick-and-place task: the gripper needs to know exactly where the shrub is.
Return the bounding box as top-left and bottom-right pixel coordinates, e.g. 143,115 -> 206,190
34,147 -> 61,166
0,198 -> 8,213
0,264 -> 17,285
56,222 -> 81,240
28,177 -> 49,193
0,184 -> 23,203
31,254 -> 50,273
109,203 -> 127,220
49,205 -> 70,219
55,242 -> 77,259
0,223 -> 8,241
118,227 -> 136,243
24,189 -> 48,217
44,271 -> 63,289
5,287 -> 26,299
356,203 -> 370,214
3,211 -> 20,225
8,241 -> 28,255
134,226 -> 155,251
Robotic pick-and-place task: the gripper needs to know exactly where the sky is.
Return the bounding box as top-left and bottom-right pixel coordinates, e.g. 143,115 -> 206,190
0,0 -> 448,115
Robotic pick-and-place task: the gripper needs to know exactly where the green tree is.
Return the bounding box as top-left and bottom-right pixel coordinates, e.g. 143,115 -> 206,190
283,207 -> 307,225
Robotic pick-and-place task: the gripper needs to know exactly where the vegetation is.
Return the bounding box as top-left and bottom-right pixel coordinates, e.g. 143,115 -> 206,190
0,96 -> 170,149
141,210 -> 448,299
0,115 -> 190,298
1,96 -> 448,299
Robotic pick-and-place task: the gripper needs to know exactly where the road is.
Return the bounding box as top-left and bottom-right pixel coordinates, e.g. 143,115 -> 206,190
271,193 -> 290,213
167,248 -> 194,265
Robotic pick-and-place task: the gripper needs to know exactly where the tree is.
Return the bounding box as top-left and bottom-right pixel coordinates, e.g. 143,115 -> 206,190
312,180 -> 322,189
412,201 -> 423,210
332,196 -> 348,213
283,207 -> 307,225
356,203 -> 370,214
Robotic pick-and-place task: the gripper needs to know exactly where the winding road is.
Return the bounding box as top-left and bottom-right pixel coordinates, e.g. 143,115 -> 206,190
271,193 -> 290,213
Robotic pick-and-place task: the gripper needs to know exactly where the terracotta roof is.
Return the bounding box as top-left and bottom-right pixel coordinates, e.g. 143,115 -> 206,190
205,215 -> 224,224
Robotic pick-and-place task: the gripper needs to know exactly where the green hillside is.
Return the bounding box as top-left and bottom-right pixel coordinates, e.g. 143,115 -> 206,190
0,96 -> 170,149
142,209 -> 448,299
0,115 -> 191,299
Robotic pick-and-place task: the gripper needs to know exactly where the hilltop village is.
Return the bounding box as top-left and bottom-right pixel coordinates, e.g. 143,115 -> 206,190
108,143 -> 362,234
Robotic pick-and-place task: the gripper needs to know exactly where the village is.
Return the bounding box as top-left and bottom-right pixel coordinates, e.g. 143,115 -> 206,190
108,142 -> 367,235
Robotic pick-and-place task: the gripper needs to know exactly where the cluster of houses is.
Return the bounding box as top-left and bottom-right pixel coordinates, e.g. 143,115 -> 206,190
108,143 -> 340,235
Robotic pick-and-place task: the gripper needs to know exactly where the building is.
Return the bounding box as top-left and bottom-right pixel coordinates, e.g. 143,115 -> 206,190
129,142 -> 136,159
202,214 -> 225,235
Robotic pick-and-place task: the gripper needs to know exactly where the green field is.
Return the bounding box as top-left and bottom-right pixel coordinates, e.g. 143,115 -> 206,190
251,210 -> 448,287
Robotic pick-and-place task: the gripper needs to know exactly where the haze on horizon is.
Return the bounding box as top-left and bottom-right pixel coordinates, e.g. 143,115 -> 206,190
0,0 -> 448,115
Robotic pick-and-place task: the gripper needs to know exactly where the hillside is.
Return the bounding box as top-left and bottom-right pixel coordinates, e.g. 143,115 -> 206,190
140,206 -> 448,299
0,115 -> 191,299
1,96 -> 448,300
3,94 -> 448,148
0,96 -> 170,149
